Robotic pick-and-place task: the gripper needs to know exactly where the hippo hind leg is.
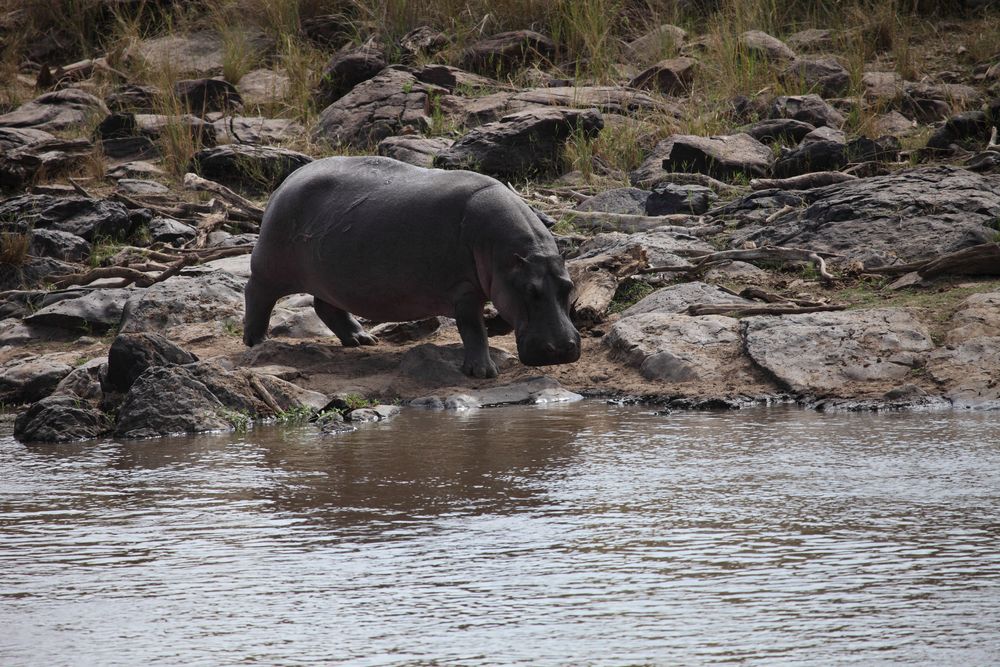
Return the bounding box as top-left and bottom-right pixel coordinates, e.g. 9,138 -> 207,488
244,275 -> 284,347
314,298 -> 379,347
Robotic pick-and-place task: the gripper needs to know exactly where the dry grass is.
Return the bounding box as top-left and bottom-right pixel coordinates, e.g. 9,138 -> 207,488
0,231 -> 30,267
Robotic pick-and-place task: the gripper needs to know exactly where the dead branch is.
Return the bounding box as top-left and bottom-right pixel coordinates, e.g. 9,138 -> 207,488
51,266 -> 158,289
867,242 -> 1000,278
183,172 -> 264,221
686,303 -> 846,316
641,245 -> 838,285
737,286 -> 828,307
988,126 -> 998,151
640,172 -> 744,197
67,177 -> 93,198
567,245 -> 648,326
764,204 -> 796,224
751,171 -> 857,191
553,208 -> 701,233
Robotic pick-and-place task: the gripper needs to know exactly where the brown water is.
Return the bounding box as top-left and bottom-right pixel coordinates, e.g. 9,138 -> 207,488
2,403 -> 999,666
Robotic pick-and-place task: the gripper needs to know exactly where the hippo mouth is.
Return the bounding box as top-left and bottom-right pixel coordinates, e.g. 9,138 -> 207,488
516,334 -> 581,367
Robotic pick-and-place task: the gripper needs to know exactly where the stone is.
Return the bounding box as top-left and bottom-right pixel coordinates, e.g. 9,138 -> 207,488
629,137 -> 677,186
785,28 -> 836,53
105,161 -> 164,180
105,83 -> 160,112
0,89 -> 108,132
928,337 -> 1000,409
662,133 -> 773,180
0,194 -> 133,242
116,178 -> 169,195
104,332 -> 198,393
743,308 -> 934,396
413,64 -> 495,92
267,307 -> 334,339
53,357 -> 106,402
0,354 -> 73,404
346,404 -> 400,422
368,318 -> 443,343
0,256 -> 78,291
740,118 -> 816,144
461,30 -> 556,74
925,110 -> 993,152
174,78 -> 243,114
316,42 -> 388,106
624,24 -> 687,64
190,144 -> 312,193
769,94 -> 845,128
781,57 -> 850,97
945,291 -> 1000,345
903,82 -> 983,122
646,182 -> 714,215
131,31 -> 271,77
575,188 -> 650,215
574,230 -> 711,269
148,216 -> 197,245
376,135 -> 454,168
739,30 -> 796,61
434,107 -> 603,178
24,289 -> 130,334
13,395 -> 112,443
730,166 -> 1000,267
0,137 -> 95,191
628,57 -> 697,94
862,71 -> 904,101
313,68 -> 444,148
621,282 -> 755,318
119,270 -> 245,335
0,127 -> 56,151
872,111 -> 915,135
211,116 -> 304,145
28,228 -> 89,262
237,68 -> 291,107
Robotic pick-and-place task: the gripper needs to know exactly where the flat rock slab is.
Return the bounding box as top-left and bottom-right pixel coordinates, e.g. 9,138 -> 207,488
622,282 -> 756,317
663,133 -> 773,180
946,290 -> 1000,345
411,376 -> 581,410
729,166 -> 1000,267
0,354 -> 73,404
211,116 -> 304,145
0,194 -> 132,241
928,336 -> 1000,409
119,271 -> 245,336
0,89 -> 108,132
575,230 -> 712,269
191,144 -> 312,192
605,312 -> 758,388
743,308 -> 934,396
399,343 -> 516,387
376,135 -> 453,168
24,288 -> 131,333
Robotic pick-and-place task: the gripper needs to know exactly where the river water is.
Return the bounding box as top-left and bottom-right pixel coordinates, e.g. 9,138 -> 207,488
1,403 -> 999,666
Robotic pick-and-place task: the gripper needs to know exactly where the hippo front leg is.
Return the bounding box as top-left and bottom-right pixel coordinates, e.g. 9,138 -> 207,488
454,288 -> 498,379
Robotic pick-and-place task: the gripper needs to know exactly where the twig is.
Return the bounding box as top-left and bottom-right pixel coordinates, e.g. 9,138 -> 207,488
183,172 -> 264,221
765,204 -> 796,224
553,208 -> 700,233
67,177 -> 93,198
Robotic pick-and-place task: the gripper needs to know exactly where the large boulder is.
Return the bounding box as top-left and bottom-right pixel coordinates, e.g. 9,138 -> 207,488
0,194 -> 133,242
621,282 -> 756,318
727,166 -> 1000,267
780,58 -> 850,97
434,107 -> 603,177
119,270 -> 246,335
0,354 -> 73,404
315,42 -> 388,106
461,30 -> 556,74
210,116 -> 304,146
23,289 -> 131,334
105,332 -> 198,393
190,144 -> 312,192
14,394 -> 112,443
743,309 -> 934,396
662,133 -> 773,180
376,135 -> 453,168
0,89 -> 108,132
769,94 -> 845,128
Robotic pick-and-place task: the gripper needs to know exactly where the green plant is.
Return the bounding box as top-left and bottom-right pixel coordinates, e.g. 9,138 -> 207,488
273,405 -> 315,424
219,408 -> 252,434
88,236 -> 126,268
609,278 -> 656,313
223,319 -> 243,337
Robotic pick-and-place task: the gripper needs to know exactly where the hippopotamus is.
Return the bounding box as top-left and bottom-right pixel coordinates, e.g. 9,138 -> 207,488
243,156 -> 581,378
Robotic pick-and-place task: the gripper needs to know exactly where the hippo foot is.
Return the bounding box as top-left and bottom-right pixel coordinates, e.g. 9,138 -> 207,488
462,357 -> 498,379
340,332 -> 379,347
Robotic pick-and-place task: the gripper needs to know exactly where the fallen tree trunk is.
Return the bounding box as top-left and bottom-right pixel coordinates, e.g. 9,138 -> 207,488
553,208 -> 701,233
687,302 -> 846,316
750,171 -> 857,191
50,245 -> 253,289
183,172 -> 264,221
641,245 -> 838,285
866,242 -> 1000,278
567,245 -> 648,326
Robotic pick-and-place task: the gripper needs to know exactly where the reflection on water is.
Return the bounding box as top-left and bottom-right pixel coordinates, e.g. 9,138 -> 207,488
2,404 -> 999,665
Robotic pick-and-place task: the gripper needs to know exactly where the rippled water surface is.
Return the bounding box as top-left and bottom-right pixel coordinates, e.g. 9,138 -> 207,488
2,403 -> 1000,665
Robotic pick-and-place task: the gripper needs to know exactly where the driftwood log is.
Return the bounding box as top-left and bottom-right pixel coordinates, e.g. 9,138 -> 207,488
866,242 -> 1000,278
686,303 -> 845,316
554,208 -> 702,233
750,171 -> 857,191
567,245 -> 648,326
640,245 -> 838,285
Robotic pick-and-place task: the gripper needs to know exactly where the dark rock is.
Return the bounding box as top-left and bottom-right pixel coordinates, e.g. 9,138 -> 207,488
315,42 -> 388,107
739,30 -> 796,61
925,110 -> 992,152
0,138 -> 95,191
662,133 -> 773,180
120,271 -> 245,335
96,112 -> 215,147
646,182 -> 714,215
190,144 -> 312,192
313,68 -> 445,148
731,166 -> 1000,266
0,89 -> 109,132
413,64 -> 494,92
461,30 -> 556,74
781,57 -> 850,97
28,228 -> 90,262
0,355 -> 73,404
368,317 -> 443,343
630,137 -> 677,186
376,135 -> 453,168
13,394 -> 112,443
770,94 -> 845,128
105,83 -> 160,112
628,57 -> 697,94
0,127 -> 56,151
24,289 -> 130,334
148,216 -> 197,245
434,107 -> 603,178
773,137 -> 845,178
741,118 -> 816,144
0,194 -> 133,242
211,116 -> 303,145
100,136 -> 159,160
174,78 -> 243,115
0,256 -> 79,291
575,188 -> 650,215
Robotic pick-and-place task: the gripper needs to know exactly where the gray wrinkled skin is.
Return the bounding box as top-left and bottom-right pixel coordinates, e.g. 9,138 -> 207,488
244,156 -> 580,378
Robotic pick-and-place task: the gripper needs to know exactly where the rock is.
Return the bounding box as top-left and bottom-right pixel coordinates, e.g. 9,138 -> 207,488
368,317 -> 443,343
119,270 -> 245,335
105,160 -> 165,180
925,110 -> 993,152
28,228 -> 89,262
148,216 -> 197,245
872,110 -> 915,135
13,395 -> 112,443
399,343 -> 515,386
928,337 -> 1000,409
105,84 -> 160,112
412,64 -> 495,92
646,182 -> 714,215
903,82 -> 983,122
434,107 -> 603,178
739,30 -> 796,61
0,354 -> 73,404
741,118 -> 816,144
313,68 -> 444,148
413,376 -> 581,409
575,188 -> 650,215
105,332 -> 198,393
0,127 -> 56,151
502,86 -> 675,119
785,28 -> 836,52
621,282 -> 755,318
237,68 -> 291,107
630,137 -> 677,186
624,24 -> 687,63
862,71 -> 904,102
174,78 -> 243,114
730,166 -> 1000,266
116,178 -> 168,195
0,89 -> 108,132
96,112 -> 215,148
23,289 -> 130,334
606,312 -> 750,384
781,57 -> 850,97
575,230 -> 711,269
743,308 -> 934,396
628,57 -> 697,94
400,26 -> 449,59
53,357 -> 106,402
461,30 -> 556,74
131,31 -> 270,76
376,135 -> 453,168
190,144 -> 312,192
770,94 -> 845,128
0,256 -> 78,291
662,133 -> 773,180
346,404 -> 400,422
211,116 -> 304,145
0,137 -> 95,191
0,194 -> 133,241
946,291 -> 1000,345
316,42 -> 388,106
772,127 -> 847,177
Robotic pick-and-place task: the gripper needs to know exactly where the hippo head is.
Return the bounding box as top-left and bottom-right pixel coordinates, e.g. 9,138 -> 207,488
490,253 -> 581,367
